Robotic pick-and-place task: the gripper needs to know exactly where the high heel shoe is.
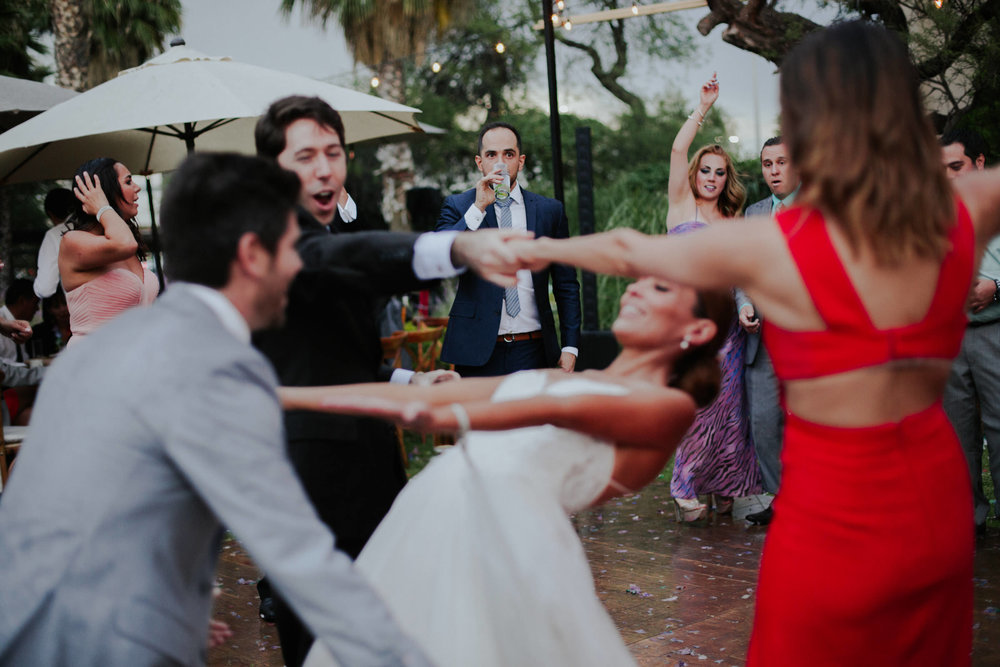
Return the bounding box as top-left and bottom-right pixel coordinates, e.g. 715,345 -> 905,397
674,497 -> 708,523
713,494 -> 734,516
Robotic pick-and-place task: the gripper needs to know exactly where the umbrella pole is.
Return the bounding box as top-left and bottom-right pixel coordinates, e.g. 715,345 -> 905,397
146,182 -> 165,293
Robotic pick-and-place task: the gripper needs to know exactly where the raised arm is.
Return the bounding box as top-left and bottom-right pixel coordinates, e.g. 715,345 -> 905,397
956,166 -> 1000,255
59,172 -> 138,274
667,74 -> 718,228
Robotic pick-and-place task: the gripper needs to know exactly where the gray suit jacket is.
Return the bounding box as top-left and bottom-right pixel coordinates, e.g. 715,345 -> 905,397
0,284 -> 424,667
737,197 -> 772,365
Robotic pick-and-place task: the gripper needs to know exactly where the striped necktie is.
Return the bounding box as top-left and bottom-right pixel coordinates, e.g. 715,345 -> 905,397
494,197 -> 521,317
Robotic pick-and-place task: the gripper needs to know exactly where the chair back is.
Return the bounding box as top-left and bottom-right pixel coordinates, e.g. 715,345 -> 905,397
402,326 -> 445,373
380,331 -> 408,369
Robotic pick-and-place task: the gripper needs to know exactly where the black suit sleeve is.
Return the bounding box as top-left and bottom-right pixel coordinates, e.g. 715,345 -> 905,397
296,229 -> 436,296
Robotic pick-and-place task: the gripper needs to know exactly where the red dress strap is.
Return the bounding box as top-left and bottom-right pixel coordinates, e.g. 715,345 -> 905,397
776,208 -> 873,330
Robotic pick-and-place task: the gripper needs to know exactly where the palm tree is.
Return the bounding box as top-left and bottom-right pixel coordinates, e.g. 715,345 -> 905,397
280,0 -> 473,230
50,0 -> 182,92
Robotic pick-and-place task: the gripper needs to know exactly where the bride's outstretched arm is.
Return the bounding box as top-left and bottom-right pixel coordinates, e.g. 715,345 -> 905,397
283,380 -> 699,451
279,375 -> 506,412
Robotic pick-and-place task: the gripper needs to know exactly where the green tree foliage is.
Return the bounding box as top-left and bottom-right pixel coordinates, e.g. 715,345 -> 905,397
0,0 -> 51,79
87,0 -> 183,87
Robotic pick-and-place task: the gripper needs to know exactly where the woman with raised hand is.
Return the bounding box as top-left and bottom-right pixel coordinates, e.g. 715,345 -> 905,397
282,278 -> 733,667
666,73 -> 756,522
59,158 -> 158,344
511,20 -> 1000,666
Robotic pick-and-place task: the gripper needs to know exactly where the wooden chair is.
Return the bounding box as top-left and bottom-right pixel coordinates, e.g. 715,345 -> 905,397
380,330 -> 408,370
0,423 -> 27,489
402,326 -> 445,373
380,331 -> 410,465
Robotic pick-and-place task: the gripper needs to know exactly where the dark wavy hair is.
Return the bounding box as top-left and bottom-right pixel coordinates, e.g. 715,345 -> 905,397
781,21 -> 953,265
65,157 -> 148,260
255,95 -> 346,160
668,288 -> 734,408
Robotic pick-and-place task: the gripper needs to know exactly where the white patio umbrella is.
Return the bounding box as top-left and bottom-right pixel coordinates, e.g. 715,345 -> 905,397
0,42 -> 423,185
0,75 -> 77,132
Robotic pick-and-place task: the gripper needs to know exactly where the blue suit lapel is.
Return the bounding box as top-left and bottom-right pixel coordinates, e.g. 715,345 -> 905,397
523,190 -> 538,235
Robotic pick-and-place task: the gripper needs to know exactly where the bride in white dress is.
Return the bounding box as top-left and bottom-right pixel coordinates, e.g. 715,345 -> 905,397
280,278 -> 734,667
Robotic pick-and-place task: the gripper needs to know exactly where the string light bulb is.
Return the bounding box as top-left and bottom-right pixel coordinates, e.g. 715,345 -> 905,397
564,19 -> 572,30
934,0 -> 943,7
495,42 -> 506,54
632,1 -> 639,15
556,0 -> 565,9
370,76 -> 380,88
551,12 -> 561,26
431,61 -> 441,73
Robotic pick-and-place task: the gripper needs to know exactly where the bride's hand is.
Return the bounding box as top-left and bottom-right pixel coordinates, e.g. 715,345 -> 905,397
700,72 -> 719,108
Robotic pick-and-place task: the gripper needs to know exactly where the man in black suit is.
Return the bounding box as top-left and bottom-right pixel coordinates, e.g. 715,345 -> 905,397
253,96 -> 523,667
436,122 -> 581,376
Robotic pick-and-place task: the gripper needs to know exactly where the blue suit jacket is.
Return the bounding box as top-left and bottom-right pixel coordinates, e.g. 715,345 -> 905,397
436,187 -> 581,367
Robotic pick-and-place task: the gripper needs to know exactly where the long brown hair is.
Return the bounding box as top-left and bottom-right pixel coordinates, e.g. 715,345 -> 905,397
780,21 -> 953,266
686,144 -> 746,219
669,289 -> 734,408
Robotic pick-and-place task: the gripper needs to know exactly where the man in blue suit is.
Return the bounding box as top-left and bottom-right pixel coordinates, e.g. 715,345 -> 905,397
436,122 -> 581,376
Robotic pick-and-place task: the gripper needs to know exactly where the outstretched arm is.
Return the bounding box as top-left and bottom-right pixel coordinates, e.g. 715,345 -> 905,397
281,377 -> 697,451
956,167 -> 1000,254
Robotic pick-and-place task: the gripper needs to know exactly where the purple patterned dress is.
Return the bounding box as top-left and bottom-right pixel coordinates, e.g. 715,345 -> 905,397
669,221 -> 761,499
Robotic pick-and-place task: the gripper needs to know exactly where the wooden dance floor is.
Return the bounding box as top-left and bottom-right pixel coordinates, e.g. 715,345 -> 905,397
208,474 -> 1000,666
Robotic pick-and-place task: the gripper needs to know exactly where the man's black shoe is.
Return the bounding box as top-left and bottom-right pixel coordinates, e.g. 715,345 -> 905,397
746,506 -> 774,526
257,577 -> 276,623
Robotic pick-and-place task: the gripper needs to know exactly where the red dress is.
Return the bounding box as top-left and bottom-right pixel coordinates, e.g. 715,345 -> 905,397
747,205 -> 975,666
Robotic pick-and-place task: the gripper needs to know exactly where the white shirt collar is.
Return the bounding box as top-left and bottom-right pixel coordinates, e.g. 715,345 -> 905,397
182,282 -> 251,344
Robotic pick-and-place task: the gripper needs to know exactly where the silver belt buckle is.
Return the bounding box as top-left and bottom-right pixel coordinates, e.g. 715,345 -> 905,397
502,333 -> 514,343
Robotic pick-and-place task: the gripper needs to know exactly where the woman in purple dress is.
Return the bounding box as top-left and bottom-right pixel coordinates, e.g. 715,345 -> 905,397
666,74 -> 758,522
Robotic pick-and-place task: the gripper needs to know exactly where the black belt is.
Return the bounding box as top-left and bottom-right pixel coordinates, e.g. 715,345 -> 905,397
497,331 -> 543,343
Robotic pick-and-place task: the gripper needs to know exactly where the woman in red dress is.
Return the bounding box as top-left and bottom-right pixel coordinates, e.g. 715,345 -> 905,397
514,21 -> 1000,665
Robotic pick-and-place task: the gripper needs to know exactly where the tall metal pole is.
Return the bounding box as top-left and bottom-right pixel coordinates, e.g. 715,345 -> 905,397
541,0 -> 564,203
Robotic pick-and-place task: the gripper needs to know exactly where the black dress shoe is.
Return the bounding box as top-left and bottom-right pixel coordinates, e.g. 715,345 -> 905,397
745,506 -> 774,526
257,578 -> 276,623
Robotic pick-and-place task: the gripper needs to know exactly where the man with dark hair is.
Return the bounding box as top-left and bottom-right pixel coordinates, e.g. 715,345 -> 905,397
941,128 -> 997,536
0,152 -> 433,667
0,279 -> 39,363
253,95 -> 523,667
34,187 -> 76,299
737,136 -> 800,526
436,121 -> 581,377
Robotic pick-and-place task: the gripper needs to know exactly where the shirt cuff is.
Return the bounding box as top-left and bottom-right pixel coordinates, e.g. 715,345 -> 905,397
413,231 -> 463,279
463,205 -> 485,231
561,347 -> 579,357
390,368 -> 415,384
337,194 -> 357,223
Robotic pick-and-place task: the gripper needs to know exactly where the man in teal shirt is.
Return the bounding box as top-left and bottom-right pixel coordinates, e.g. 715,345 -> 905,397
941,128 -> 997,536
738,136 -> 800,526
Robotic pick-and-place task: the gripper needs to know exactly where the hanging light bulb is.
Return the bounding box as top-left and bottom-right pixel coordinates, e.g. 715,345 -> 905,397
431,61 -> 442,73
632,1 -> 639,15
564,19 -> 572,30
370,76 -> 380,88
556,0 -> 565,9
933,0 -> 943,7
551,12 -> 561,26
495,42 -> 506,54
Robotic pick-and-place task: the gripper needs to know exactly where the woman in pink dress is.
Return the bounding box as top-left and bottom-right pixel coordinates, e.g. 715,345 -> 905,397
59,158 -> 159,343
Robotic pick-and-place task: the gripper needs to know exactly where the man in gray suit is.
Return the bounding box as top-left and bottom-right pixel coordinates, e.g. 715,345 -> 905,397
0,153 -> 432,666
940,128 -> 996,537
738,136 -> 799,526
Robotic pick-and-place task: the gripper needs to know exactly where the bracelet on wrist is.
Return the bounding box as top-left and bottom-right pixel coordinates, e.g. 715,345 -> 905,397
687,114 -> 704,127
993,278 -> 1000,303
95,205 -> 113,222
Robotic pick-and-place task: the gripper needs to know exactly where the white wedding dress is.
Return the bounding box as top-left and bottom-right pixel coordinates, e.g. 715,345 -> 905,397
303,370 -> 637,667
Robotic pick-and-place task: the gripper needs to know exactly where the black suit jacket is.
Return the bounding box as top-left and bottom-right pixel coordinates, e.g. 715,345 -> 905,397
254,208 -> 434,557
435,188 -> 581,367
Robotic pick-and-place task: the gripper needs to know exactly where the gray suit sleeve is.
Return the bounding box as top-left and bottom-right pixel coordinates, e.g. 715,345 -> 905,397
166,359 -> 430,667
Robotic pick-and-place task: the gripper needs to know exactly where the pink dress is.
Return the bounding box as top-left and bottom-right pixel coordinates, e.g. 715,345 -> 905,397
65,267 -> 159,344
